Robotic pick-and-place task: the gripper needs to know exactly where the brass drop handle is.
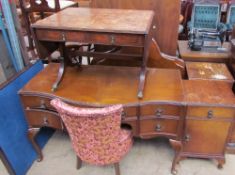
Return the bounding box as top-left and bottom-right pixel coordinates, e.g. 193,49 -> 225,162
121,111 -> 126,120
61,32 -> 66,41
207,110 -> 213,119
185,134 -> 191,142
155,124 -> 162,132
156,108 -> 163,117
110,35 -> 115,45
43,117 -> 49,125
40,100 -> 46,109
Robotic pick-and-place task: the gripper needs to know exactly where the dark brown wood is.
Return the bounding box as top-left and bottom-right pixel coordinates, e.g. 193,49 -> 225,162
178,40 -> 231,63
186,62 -> 234,87
18,64 -> 235,173
19,0 -> 78,50
76,156 -> 82,169
177,80 -> 235,170
0,147 -> 16,175
27,128 -> 42,161
32,8 -> 154,34
169,139 -> 183,175
32,7 -> 154,98
114,163 -> 120,175
91,39 -> 186,77
90,0 -> 180,56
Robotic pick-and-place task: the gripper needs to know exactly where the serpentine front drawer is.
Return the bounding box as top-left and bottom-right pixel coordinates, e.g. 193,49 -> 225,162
140,104 -> 182,118
25,109 -> 63,130
140,117 -> 179,138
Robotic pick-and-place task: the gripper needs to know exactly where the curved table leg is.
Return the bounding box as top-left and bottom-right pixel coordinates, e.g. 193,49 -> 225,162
169,139 -> 183,175
51,57 -> 65,92
28,128 -> 42,162
138,68 -> 147,99
217,157 -> 225,169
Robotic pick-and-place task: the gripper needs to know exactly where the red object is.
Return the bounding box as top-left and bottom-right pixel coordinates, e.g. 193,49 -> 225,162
50,98 -> 133,166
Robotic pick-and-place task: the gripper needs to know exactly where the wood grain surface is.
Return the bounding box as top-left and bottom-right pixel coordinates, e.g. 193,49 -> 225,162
32,7 -> 154,34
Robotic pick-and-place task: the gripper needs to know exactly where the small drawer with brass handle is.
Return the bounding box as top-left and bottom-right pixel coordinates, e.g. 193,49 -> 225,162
140,118 -> 179,136
20,96 -> 54,111
187,107 -> 235,120
140,104 -> 181,118
25,109 -> 63,130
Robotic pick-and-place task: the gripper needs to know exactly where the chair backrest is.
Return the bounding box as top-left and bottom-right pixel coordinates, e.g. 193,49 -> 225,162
227,5 -> 235,26
18,0 -> 61,50
191,3 -> 221,30
20,0 -> 60,13
50,98 -> 124,165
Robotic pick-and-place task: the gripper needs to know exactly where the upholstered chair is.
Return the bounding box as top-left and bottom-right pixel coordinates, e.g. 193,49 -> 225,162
50,98 -> 133,175
188,0 -> 226,32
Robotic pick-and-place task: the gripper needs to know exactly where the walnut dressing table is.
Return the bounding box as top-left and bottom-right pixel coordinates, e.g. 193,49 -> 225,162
19,64 -> 235,174
31,7 -> 154,98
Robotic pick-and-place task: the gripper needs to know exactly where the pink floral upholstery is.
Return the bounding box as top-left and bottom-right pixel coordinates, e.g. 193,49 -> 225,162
50,98 -> 133,165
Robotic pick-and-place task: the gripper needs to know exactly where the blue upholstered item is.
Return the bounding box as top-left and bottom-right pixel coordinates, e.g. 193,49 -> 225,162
190,4 -> 221,30
0,60 -> 54,175
226,5 -> 235,30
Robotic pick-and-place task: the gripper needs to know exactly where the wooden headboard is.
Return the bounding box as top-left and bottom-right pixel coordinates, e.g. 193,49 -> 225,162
90,0 -> 180,56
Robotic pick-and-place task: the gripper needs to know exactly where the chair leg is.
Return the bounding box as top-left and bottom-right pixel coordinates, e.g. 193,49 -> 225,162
114,162 -> 120,175
76,156 -> 82,170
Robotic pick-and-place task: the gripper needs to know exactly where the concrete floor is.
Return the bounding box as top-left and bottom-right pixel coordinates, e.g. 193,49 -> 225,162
27,131 -> 235,175
0,160 -> 8,175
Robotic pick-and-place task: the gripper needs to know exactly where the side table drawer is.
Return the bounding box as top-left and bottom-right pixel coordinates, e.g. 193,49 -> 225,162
25,109 -> 63,130
36,29 -> 145,46
140,118 -> 179,137
187,107 -> 235,120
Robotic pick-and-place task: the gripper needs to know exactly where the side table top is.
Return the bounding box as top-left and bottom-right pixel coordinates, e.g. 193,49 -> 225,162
186,62 -> 234,83
32,7 -> 154,34
178,40 -> 231,62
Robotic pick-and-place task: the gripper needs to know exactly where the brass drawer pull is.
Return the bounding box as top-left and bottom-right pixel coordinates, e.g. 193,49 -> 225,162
61,32 -> 66,41
207,110 -> 213,119
156,108 -> 163,117
185,134 -> 191,142
121,111 -> 126,120
43,117 -> 49,126
110,35 -> 115,45
155,124 -> 162,132
40,100 -> 46,109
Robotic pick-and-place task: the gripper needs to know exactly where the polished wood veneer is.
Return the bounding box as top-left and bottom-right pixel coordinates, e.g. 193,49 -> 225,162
19,64 -> 235,174
31,7 -> 154,98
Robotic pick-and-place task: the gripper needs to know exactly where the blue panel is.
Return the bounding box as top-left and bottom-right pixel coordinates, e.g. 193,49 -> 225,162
0,61 -> 54,175
193,5 -> 220,30
228,6 -> 235,30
